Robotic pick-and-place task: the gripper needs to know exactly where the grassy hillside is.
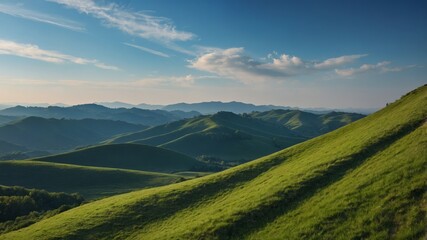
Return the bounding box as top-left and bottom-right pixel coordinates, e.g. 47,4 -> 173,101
3,85 -> 425,239
0,117 -> 146,152
250,109 -> 364,137
109,112 -> 306,163
35,143 -> 207,173
0,160 -> 183,200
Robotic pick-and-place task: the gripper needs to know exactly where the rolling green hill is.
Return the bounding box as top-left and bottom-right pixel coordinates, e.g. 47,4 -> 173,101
34,144 -> 207,173
0,117 -> 146,152
250,109 -> 365,137
109,111 -> 306,163
3,85 -> 425,239
0,160 -> 183,200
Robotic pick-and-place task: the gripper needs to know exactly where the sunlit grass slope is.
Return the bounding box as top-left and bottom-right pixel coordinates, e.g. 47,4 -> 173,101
2,85 -> 426,240
34,143 -> 205,173
0,160 -> 182,200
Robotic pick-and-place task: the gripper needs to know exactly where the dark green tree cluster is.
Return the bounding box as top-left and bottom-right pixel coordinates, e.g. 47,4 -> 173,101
0,185 -> 84,222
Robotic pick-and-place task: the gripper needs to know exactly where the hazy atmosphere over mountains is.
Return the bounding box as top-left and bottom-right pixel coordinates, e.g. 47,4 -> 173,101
0,0 -> 426,239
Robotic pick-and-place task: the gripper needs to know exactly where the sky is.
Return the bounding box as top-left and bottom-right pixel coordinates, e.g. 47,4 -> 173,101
0,0 -> 426,108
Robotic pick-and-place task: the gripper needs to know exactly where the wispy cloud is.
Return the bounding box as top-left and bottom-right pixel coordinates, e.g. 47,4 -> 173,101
314,54 -> 367,69
0,39 -> 118,70
124,43 -> 169,58
129,75 -> 218,87
335,61 -> 411,76
0,3 -> 84,31
189,47 -> 368,82
49,0 -> 195,42
2,74 -> 216,88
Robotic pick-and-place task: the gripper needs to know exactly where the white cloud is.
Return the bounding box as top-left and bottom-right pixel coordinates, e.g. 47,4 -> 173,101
1,74 -> 216,88
314,54 -> 367,69
0,39 -> 118,70
190,48 -> 278,82
49,0 -> 195,42
334,61 -> 402,76
133,75 -> 219,87
0,3 -> 84,31
124,43 -> 169,58
189,47 -> 368,82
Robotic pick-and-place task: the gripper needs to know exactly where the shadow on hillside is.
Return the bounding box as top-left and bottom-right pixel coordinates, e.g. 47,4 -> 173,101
66,142 -> 299,238
212,118 -> 424,239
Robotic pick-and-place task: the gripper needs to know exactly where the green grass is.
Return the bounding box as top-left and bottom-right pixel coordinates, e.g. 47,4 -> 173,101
0,160 -> 183,200
34,143 -> 206,173
1,85 -> 426,240
109,111 -> 306,162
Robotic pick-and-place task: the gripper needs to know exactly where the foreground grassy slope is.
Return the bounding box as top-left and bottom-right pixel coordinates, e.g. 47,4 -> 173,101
2,85 -> 426,240
0,160 -> 182,200
109,112 -> 306,162
35,144 -> 205,173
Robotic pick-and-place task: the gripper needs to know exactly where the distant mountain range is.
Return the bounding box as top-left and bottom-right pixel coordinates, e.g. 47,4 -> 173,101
0,105 -> 364,163
0,115 -> 20,126
96,101 -> 164,110
0,101 -> 378,115
0,117 -> 147,156
97,101 -> 377,114
0,104 -> 199,126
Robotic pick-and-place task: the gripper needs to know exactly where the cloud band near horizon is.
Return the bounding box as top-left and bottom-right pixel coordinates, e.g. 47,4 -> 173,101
0,39 -> 118,70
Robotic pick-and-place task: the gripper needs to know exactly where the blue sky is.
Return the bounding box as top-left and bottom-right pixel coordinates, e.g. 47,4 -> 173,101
0,0 -> 426,108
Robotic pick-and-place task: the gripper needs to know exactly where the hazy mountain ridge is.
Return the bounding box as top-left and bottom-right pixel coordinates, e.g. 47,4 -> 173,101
0,116 -> 20,126
94,101 -> 378,114
0,104 -> 200,126
0,117 -> 147,154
